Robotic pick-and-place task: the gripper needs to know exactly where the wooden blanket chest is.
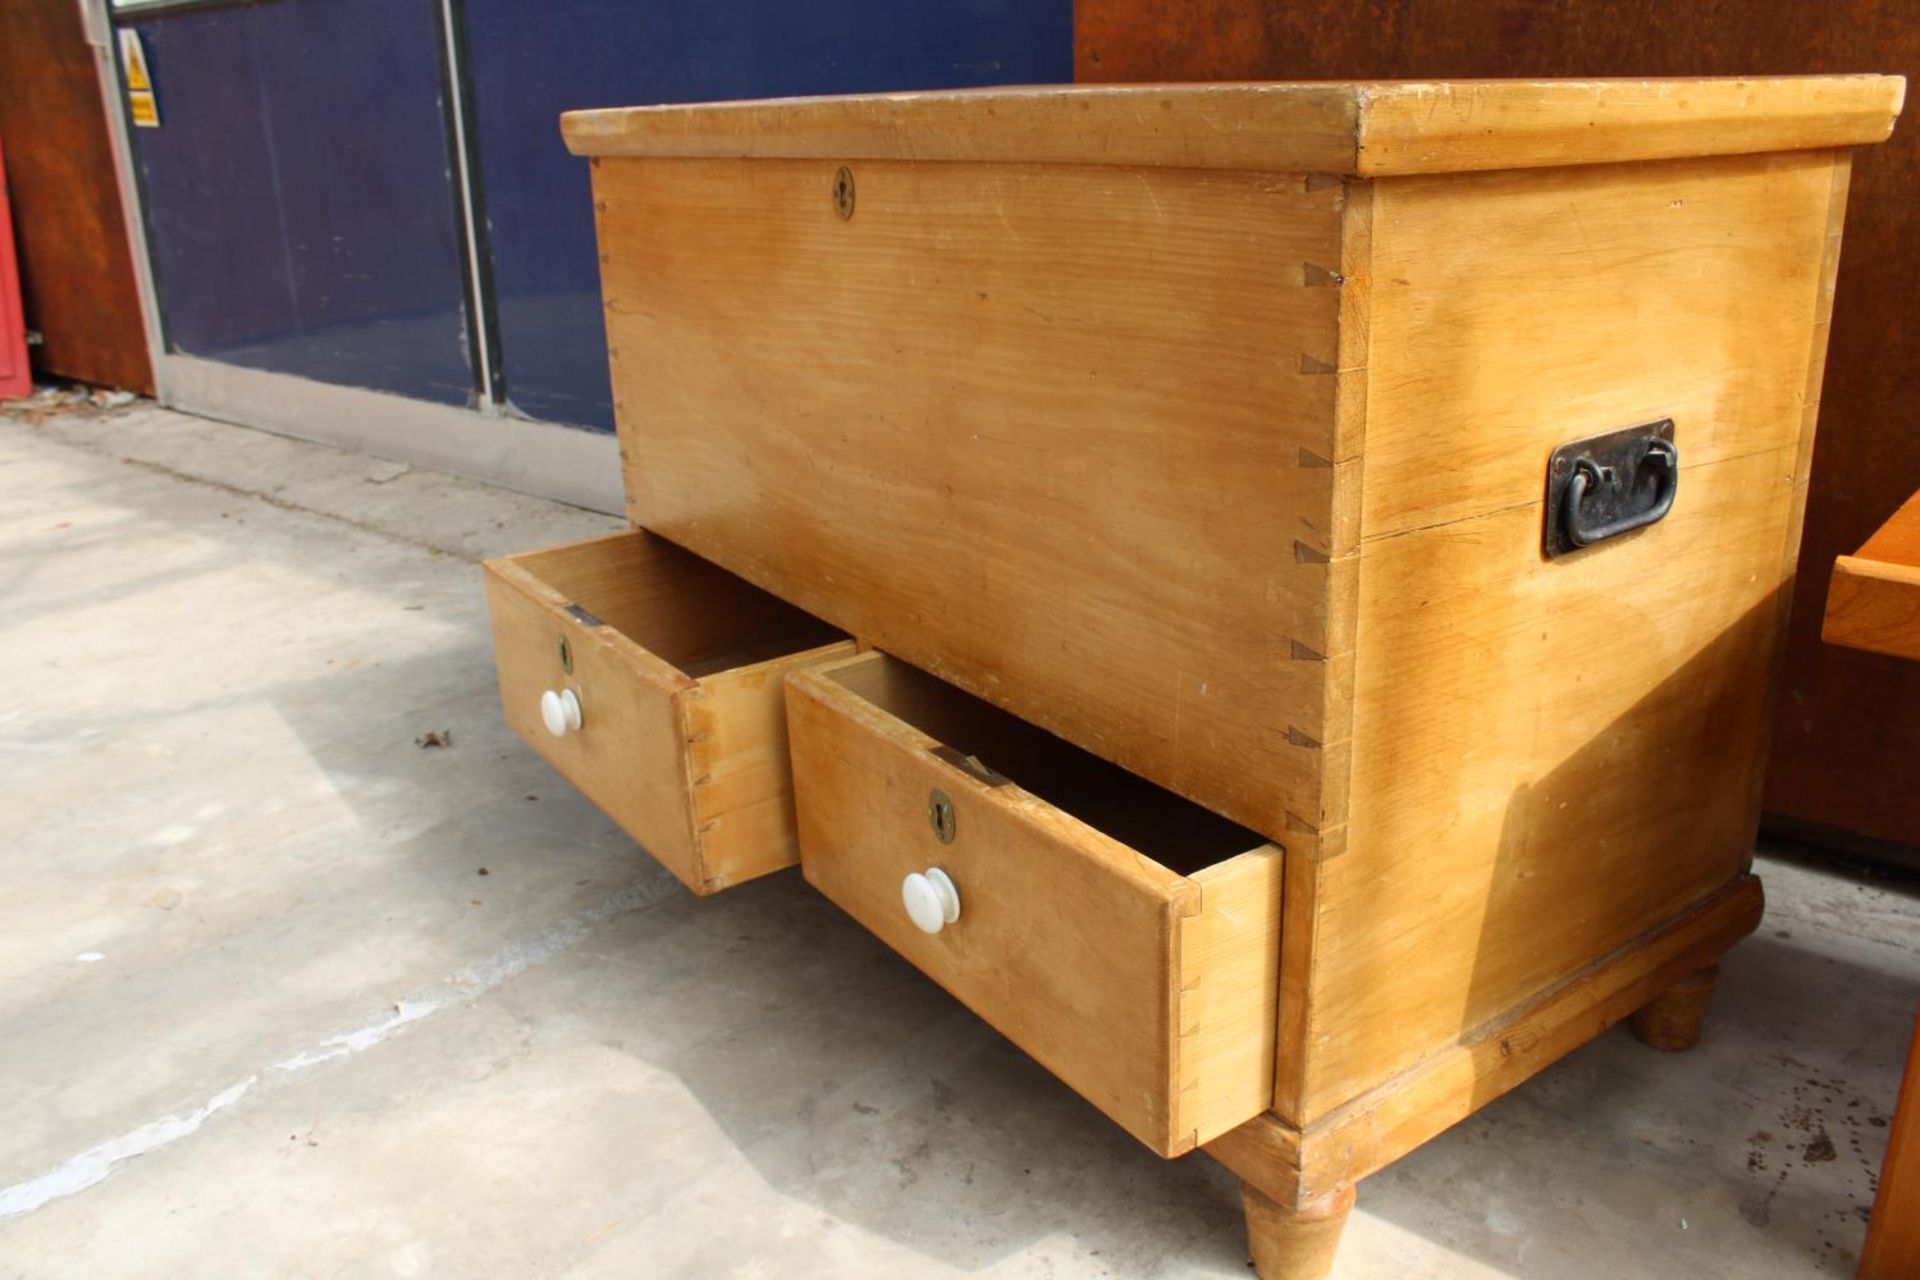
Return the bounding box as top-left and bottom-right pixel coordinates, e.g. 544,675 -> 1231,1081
485,77 -> 1904,1277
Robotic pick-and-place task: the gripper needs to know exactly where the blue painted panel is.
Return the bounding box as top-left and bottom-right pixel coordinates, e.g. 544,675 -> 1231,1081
462,0 -> 1073,430
126,0 -> 473,406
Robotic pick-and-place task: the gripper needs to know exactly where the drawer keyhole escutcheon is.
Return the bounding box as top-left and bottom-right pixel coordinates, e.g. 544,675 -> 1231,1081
540,688 -> 583,737
928,788 -> 957,843
902,868 -> 961,935
831,165 -> 855,219
558,635 -> 572,674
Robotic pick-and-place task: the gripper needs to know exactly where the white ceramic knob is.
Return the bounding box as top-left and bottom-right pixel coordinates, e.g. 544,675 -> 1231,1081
901,867 -> 961,935
540,688 -> 583,737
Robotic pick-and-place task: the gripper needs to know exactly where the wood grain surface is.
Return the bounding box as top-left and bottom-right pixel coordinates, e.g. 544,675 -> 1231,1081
483,530 -> 852,894
598,155 -> 1344,845
1358,151 -> 1838,540
1072,0 -> 1920,853
786,652 -> 1279,1154
1860,1008 -> 1920,1280
1295,444 -> 1809,1119
1824,490 -> 1920,661
1271,145 -> 1844,1122
562,78 -> 1902,177
484,542 -> 703,889
1211,875 -> 1763,1207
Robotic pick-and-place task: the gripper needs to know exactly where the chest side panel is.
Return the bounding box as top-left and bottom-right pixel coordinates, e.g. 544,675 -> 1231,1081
594,157 -> 1343,844
1292,150 -> 1845,1121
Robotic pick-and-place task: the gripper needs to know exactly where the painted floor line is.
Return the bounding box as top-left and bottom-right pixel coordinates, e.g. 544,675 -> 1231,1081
0,876 -> 677,1224
0,1078 -> 257,1221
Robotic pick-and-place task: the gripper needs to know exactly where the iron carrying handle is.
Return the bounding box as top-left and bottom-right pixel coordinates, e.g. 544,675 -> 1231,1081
1562,438 -> 1678,548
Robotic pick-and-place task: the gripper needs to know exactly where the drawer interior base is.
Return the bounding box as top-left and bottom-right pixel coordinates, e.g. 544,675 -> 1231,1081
517,533 -> 846,678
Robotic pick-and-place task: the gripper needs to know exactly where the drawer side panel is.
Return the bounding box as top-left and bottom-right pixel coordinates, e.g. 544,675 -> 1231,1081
1179,849 -> 1285,1146
683,644 -> 857,890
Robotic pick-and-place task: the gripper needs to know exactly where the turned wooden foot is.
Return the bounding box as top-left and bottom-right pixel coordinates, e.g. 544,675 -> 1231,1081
1630,963 -> 1719,1051
1241,1182 -> 1354,1280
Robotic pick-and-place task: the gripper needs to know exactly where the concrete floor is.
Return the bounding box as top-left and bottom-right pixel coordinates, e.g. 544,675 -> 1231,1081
1,403 -> 1915,1280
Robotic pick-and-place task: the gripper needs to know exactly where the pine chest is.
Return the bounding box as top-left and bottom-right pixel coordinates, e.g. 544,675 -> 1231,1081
486,76 -> 1904,1277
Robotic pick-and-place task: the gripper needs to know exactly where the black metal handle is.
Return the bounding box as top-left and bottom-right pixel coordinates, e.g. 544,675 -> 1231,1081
1561,438 -> 1678,548
1543,422 -> 1679,558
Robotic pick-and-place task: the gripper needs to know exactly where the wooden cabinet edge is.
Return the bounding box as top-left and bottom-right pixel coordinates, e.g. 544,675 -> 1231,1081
1353,78 -> 1902,176
681,639 -> 860,893
561,77 -> 1904,177
1208,875 -> 1763,1206
1175,847 -> 1286,1152
1823,554 -> 1920,661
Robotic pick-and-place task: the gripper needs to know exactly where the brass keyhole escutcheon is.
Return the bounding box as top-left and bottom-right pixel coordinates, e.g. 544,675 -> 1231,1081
558,635 -> 573,675
928,789 -> 956,844
832,165 -> 855,220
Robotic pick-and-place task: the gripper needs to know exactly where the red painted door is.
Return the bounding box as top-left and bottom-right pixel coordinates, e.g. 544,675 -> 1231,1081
0,135 -> 31,399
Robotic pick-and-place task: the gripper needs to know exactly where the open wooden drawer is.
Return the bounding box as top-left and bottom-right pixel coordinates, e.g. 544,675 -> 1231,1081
785,651 -> 1284,1156
484,530 -> 854,894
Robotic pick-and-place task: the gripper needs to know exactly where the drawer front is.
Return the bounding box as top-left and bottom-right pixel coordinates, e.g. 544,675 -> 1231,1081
484,530 -> 852,894
785,653 -> 1281,1156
